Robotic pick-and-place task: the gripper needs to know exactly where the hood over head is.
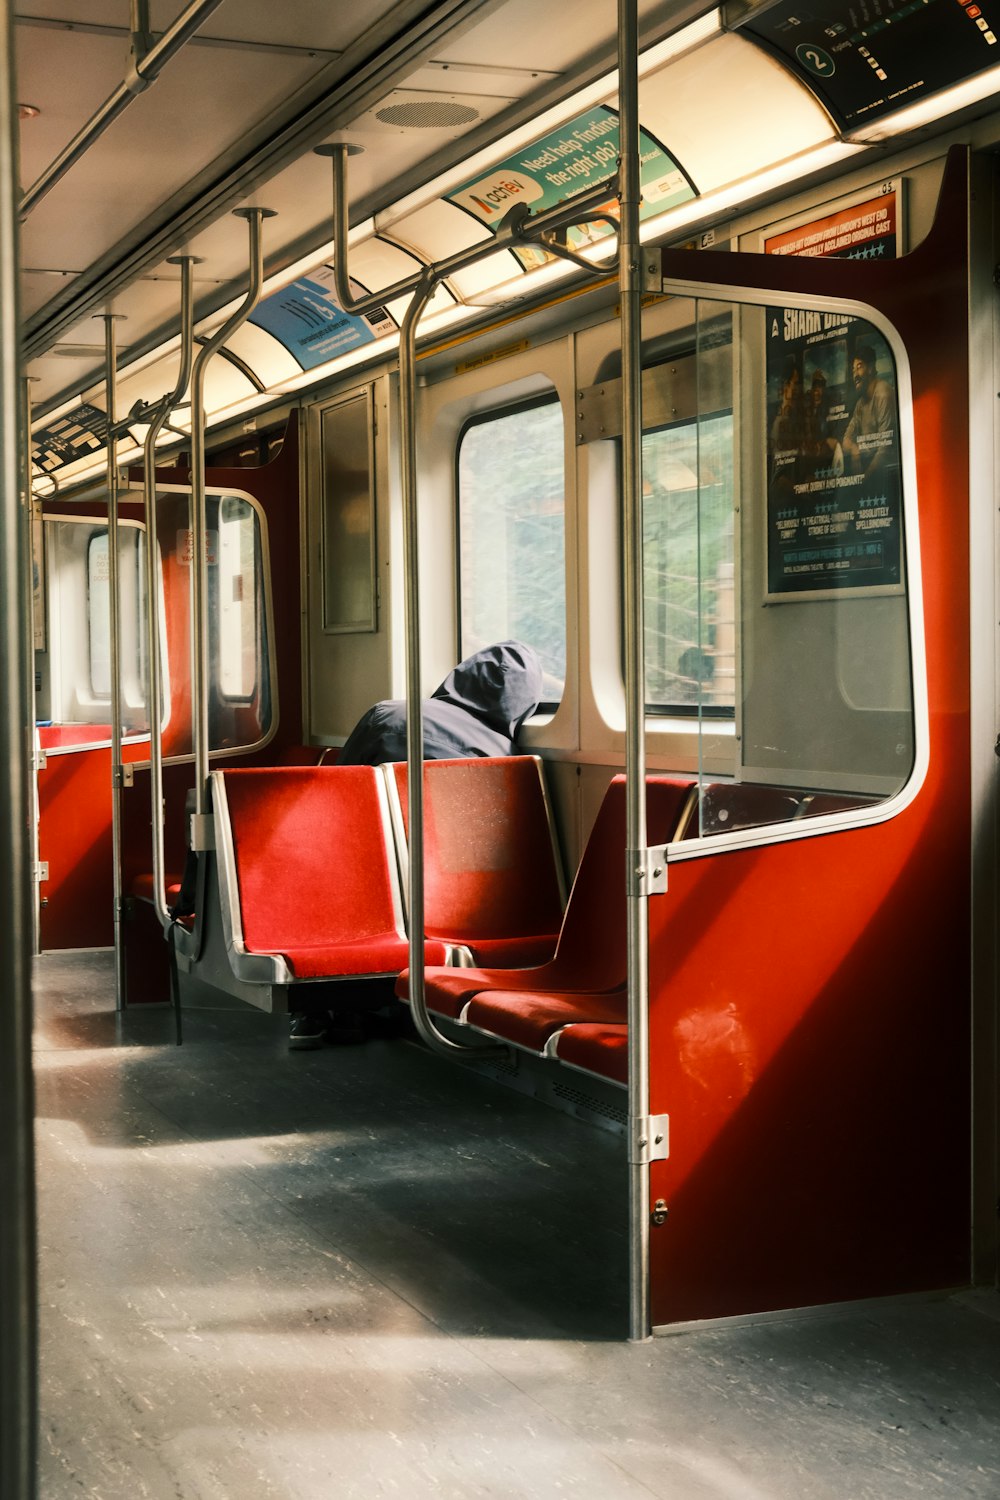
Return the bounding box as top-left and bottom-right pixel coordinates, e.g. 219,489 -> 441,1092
431,640 -> 543,738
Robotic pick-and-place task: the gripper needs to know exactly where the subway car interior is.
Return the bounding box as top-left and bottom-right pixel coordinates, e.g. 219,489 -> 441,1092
2,0 -> 1000,1495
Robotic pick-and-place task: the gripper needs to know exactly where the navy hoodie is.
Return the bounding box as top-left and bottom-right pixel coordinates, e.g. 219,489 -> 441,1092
337,641 -> 543,765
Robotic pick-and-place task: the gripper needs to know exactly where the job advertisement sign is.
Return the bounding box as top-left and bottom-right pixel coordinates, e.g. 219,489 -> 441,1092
250,268 -> 395,370
765,308 -> 901,597
737,0 -> 999,131
447,105 -> 694,269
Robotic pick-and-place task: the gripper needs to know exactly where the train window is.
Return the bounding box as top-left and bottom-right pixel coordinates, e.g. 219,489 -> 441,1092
38,518 -> 152,739
643,408 -> 735,715
151,487 -> 274,758
217,496 -> 258,699
87,532 -> 111,699
457,395 -> 566,705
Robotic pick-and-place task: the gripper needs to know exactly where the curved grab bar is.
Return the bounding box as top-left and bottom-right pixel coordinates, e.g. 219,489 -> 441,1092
318,143 -> 620,324
141,254 -> 199,931
188,208 -> 275,824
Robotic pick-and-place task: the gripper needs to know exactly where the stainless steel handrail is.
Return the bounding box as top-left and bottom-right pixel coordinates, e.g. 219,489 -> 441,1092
99,312 -> 128,1010
142,256 -> 198,929
20,0 -> 225,217
23,377 -> 40,959
617,0 -> 652,1344
318,141 -> 619,323
393,272 -> 498,1059
189,208 -> 274,827
0,0 -> 38,1485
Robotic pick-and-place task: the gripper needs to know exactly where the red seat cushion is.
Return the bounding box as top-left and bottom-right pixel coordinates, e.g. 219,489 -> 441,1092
465,987 -> 627,1051
283,935 -> 447,980
554,1024 -> 628,1085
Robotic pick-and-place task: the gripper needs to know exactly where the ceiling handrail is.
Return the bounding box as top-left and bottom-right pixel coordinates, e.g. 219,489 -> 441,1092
20,0 -> 225,218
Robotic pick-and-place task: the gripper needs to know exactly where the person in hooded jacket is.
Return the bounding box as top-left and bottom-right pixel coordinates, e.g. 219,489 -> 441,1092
336,639 -> 543,766
290,641 -> 544,1048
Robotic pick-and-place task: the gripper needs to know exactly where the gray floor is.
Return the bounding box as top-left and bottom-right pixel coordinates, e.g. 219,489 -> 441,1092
35,951 -> 1000,1500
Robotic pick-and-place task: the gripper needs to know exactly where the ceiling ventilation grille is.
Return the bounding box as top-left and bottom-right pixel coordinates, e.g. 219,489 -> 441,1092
375,100 -> 480,128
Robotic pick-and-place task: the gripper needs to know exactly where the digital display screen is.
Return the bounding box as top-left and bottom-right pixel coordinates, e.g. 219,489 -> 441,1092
737,0 -> 999,129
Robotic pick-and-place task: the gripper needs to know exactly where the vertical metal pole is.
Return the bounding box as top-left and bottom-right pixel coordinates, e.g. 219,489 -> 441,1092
189,207 -> 273,824
0,0 -> 38,1485
618,0 -> 651,1341
23,379 -> 40,956
143,256 -> 197,930
98,313 -> 127,1009
399,274 -> 434,1043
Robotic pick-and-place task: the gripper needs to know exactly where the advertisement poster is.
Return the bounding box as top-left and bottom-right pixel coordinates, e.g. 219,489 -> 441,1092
250,268 -> 396,370
764,190 -> 903,598
737,0 -> 999,131
31,401 -> 108,475
447,105 -> 694,270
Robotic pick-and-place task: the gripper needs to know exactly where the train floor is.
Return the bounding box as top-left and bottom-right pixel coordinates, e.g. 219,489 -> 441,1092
34,950 -> 1000,1500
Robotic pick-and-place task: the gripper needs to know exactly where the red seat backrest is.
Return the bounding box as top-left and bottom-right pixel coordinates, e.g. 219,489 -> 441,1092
390,757 -> 564,943
549,775 -> 694,989
219,767 -> 401,954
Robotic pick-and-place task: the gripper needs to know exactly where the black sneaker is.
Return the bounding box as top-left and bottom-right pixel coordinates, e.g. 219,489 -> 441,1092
288,1011 -> 327,1050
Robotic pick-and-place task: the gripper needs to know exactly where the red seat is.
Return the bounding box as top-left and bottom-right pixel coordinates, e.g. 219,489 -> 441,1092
218,767 -> 447,980
553,1023 -> 628,1085
388,756 -> 564,967
465,986 -> 626,1050
397,775 -> 693,1016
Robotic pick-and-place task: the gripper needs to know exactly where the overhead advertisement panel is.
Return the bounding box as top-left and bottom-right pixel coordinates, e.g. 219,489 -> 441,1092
31,401 -> 108,475
447,105 -> 695,269
735,0 -> 999,129
249,268 -> 396,370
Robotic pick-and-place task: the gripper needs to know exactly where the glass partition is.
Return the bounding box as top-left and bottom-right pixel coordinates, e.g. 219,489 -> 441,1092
635,292 -> 913,840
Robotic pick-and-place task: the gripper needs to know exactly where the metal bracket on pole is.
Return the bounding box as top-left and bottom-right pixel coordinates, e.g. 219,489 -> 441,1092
188,813 -> 215,852
626,846 -> 668,897
641,246 -> 663,292
628,1114 -> 670,1165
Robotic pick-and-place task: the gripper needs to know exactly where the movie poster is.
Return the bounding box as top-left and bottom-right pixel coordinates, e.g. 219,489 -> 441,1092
764,190 -> 903,598
765,312 -> 902,597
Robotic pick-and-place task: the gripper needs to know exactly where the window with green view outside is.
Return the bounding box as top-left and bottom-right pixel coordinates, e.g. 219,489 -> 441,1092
642,411 -> 735,714
458,397 -> 566,705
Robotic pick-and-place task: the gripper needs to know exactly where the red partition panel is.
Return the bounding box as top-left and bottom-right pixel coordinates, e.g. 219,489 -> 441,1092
38,738 -> 150,951
647,149 -> 972,1324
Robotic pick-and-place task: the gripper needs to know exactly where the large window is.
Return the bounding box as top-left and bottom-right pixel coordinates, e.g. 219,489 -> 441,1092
643,409 -> 735,715
457,396 -> 565,705
217,496 -> 259,700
